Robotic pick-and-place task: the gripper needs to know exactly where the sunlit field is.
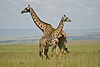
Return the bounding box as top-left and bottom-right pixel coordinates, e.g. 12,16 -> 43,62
0,40 -> 100,67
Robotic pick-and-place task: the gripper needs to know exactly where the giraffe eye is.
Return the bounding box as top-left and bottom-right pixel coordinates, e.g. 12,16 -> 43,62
25,8 -> 27,10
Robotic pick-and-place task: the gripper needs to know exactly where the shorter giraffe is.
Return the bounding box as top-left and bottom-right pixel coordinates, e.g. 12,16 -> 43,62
39,15 -> 71,61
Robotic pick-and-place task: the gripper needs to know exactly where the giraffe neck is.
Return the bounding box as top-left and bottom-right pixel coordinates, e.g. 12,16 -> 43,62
29,7 -> 46,32
54,19 -> 64,36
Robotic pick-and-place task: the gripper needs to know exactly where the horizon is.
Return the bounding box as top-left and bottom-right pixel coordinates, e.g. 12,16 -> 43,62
0,28 -> 100,37
0,29 -> 100,44
0,28 -> 100,31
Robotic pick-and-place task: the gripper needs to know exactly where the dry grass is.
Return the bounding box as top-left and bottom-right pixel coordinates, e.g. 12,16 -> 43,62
0,40 -> 100,67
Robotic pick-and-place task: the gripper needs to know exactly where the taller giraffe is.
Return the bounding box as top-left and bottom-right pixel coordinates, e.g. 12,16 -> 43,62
21,5 -> 69,52
39,15 -> 71,61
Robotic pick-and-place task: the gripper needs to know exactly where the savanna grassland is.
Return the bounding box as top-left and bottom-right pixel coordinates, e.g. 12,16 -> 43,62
0,40 -> 100,67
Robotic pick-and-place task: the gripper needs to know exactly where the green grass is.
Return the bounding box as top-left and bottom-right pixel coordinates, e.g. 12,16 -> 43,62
0,40 -> 100,67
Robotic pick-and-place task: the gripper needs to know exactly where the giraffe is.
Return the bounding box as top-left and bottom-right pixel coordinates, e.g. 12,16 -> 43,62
39,15 -> 71,61
21,5 -> 70,55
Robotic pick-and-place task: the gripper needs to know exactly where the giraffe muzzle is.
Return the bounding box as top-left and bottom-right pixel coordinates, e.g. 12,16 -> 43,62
21,11 -> 24,14
68,19 -> 71,22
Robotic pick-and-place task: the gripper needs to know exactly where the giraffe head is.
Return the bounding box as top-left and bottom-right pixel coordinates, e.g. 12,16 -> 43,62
21,5 -> 31,14
62,15 -> 71,22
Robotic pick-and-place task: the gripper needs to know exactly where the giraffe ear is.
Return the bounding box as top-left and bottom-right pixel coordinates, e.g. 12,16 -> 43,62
28,5 -> 30,7
64,15 -> 66,17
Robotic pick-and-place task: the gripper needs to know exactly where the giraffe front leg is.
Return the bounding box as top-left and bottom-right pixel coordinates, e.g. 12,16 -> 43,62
44,47 -> 50,60
60,48 -> 64,57
42,48 -> 45,62
39,44 -> 42,57
56,45 -> 59,57
51,45 -> 56,57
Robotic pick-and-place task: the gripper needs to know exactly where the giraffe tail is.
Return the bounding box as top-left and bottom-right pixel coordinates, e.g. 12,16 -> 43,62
65,48 -> 71,53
